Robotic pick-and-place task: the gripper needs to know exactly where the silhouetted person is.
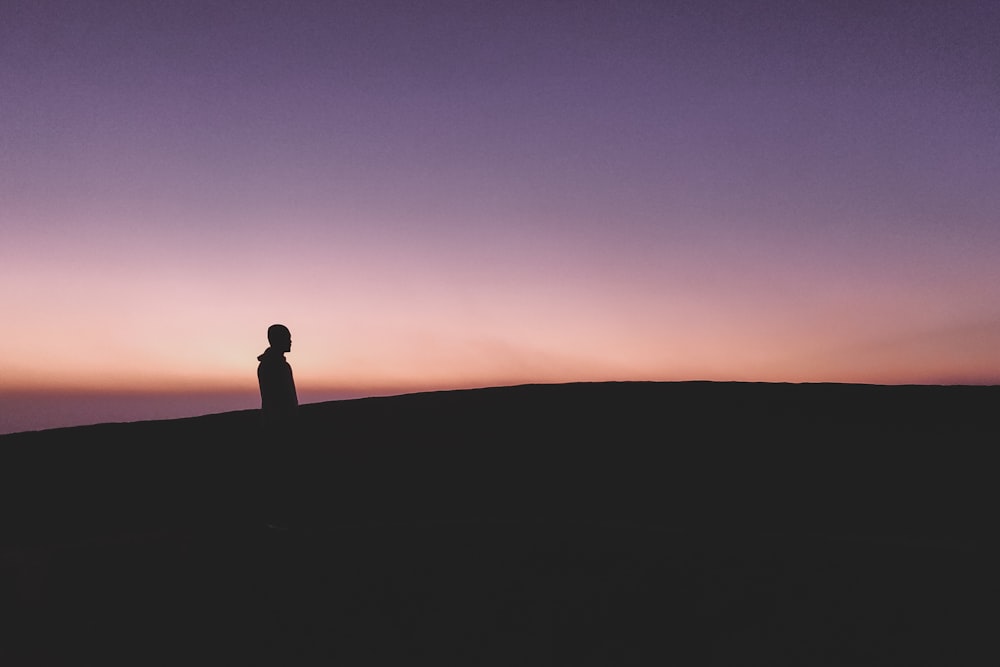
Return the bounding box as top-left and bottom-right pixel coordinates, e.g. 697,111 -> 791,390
257,323 -> 298,529
258,323 -> 298,424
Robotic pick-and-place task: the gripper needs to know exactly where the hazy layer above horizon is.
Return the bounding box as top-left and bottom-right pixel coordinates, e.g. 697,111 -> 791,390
0,388 -> 381,435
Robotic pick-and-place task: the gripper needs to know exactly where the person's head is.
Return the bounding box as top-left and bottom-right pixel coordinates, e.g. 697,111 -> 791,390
267,324 -> 292,353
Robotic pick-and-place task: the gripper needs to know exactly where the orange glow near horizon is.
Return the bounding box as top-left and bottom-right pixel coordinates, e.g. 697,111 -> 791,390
3,279 -> 999,395
2,242 -> 999,436
4,205 -> 1000,396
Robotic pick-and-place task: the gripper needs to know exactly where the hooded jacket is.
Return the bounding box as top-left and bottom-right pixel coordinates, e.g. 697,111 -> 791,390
257,347 -> 298,417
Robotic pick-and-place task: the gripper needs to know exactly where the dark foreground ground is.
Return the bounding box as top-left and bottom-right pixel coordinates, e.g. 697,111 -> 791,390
1,382 -> 997,665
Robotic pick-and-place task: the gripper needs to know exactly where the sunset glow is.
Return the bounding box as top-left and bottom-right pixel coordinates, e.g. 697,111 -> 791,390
2,1 -> 999,433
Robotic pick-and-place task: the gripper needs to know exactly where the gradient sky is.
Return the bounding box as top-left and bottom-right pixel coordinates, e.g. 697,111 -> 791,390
3,1 -> 999,432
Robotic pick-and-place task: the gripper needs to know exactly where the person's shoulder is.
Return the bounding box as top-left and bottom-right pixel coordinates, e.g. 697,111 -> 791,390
258,357 -> 281,375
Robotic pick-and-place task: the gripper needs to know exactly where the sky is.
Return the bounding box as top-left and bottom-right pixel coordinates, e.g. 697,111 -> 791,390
2,1 -> 999,433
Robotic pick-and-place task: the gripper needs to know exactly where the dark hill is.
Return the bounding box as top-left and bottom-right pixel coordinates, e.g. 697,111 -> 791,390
1,382 -> 997,665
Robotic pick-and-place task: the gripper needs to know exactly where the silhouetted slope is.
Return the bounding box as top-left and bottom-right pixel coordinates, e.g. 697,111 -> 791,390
2,382 -> 996,544
1,382 -> 997,665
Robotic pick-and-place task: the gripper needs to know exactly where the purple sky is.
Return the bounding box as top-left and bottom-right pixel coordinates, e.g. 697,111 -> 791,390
2,1 -> 999,433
